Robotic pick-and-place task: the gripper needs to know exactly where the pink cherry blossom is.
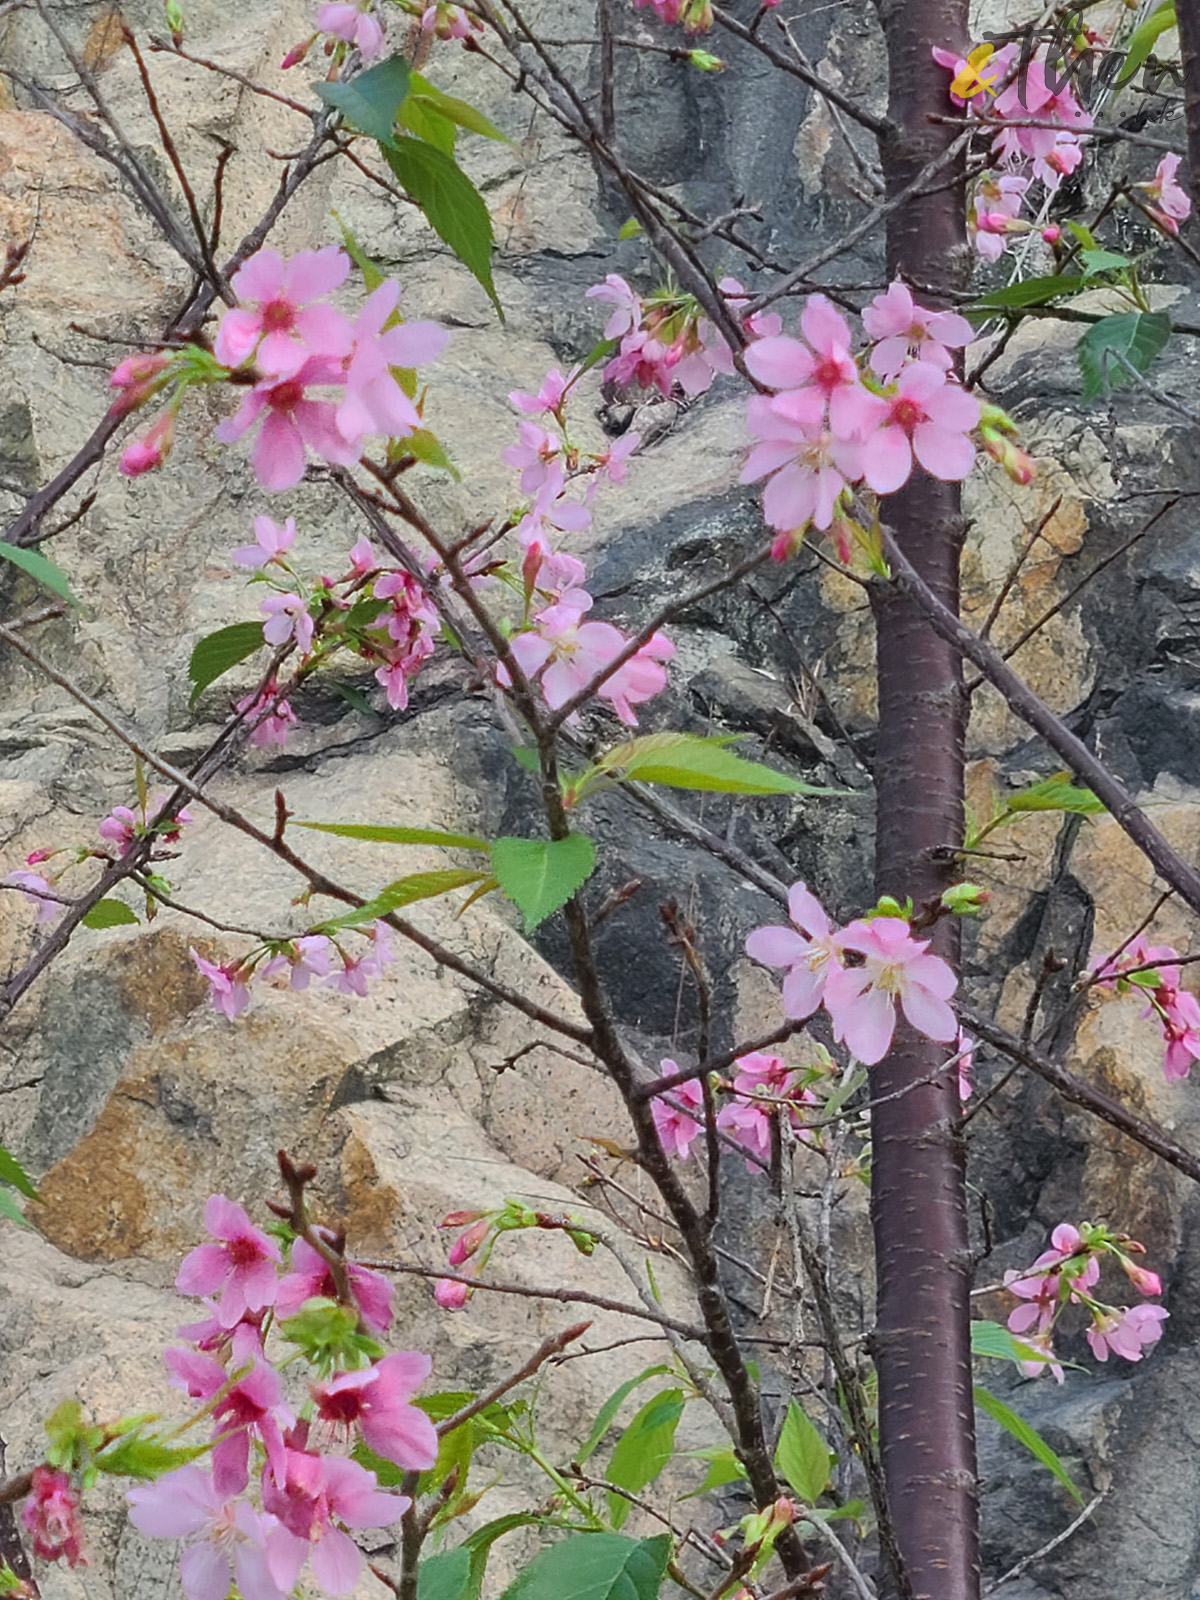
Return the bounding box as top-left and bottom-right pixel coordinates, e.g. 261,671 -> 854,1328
368,569 -> 438,711
586,277 -> 642,340
1161,988 -> 1200,1081
858,362 -> 979,495
336,280 -> 447,446
128,1466 -> 293,1600
730,1052 -> 795,1091
176,1302 -> 267,1367
21,1466 -> 85,1567
514,464 -> 592,550
422,2 -> 481,40
216,357 -> 361,492
501,603 -> 623,713
215,247 -> 352,378
313,1351 -> 438,1470
348,535 -> 376,578
1086,1302 -> 1168,1363
862,281 -> 974,381
190,950 -> 253,1020
165,1349 -> 293,1495
716,1093 -> 774,1170
742,395 -> 866,533
6,868 -> 60,924
175,1192 -> 282,1327
1014,1330 -> 1065,1383
99,804 -> 139,851
823,916 -> 958,1065
328,922 -> 394,996
260,591 -> 315,655
234,515 -> 296,569
700,277 -> 784,377
275,1232 -> 394,1334
992,55 -> 1091,162
651,1065 -> 705,1158
745,882 -> 842,1020
261,1449 -> 406,1595
602,630 -> 674,725
317,2 -> 385,60
590,430 -> 640,485
503,420 -> 562,493
744,294 -> 879,439
1138,152 -> 1193,235
120,411 -> 175,477
236,682 -> 298,750
509,367 -> 576,416
435,1275 -> 470,1309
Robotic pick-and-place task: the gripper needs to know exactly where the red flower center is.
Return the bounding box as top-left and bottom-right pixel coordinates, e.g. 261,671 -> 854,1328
227,1235 -> 263,1269
261,299 -> 296,333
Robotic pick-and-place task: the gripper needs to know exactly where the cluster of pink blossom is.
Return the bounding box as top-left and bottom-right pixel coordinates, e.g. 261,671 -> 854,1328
651,1051 -> 818,1172
745,882 -> 959,1067
742,287 -> 981,548
587,274 -> 782,401
1093,934 -> 1200,1083
21,1467 -> 86,1569
116,248 -> 448,493
1135,153 -> 1193,237
190,922 -> 394,1021
432,1199 -> 596,1310
1002,1221 -> 1167,1379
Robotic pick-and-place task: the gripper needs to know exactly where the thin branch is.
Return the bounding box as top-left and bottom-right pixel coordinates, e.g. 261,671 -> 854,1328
437,1323 -> 593,1437
982,1493 -> 1104,1594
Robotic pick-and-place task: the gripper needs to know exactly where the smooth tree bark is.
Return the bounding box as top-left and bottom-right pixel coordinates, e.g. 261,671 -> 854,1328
1176,0 -> 1200,208
869,3 -> 978,1596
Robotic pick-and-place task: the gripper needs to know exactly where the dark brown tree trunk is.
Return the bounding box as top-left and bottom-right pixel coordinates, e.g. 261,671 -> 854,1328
869,3 -> 978,1597
1176,0 -> 1200,208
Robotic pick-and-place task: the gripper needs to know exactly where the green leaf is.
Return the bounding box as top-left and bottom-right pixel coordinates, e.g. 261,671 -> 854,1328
328,680 -> 379,717
1080,248 -> 1131,279
318,868 -> 490,930
971,1320 -> 1051,1366
460,1515 -> 547,1600
618,217 -> 643,241
491,833 -> 596,931
592,733 -> 840,796
406,427 -> 462,479
1117,0 -> 1176,86
95,1433 -> 209,1479
331,209 -> 386,291
970,275 -> 1087,311
1066,222 -> 1098,251
400,92 -> 457,155
0,1187 -> 32,1229
380,135 -> 500,317
408,73 -> 512,144
1077,310 -> 1171,401
576,335 -> 620,379
683,1445 -> 747,1497
498,1533 -> 671,1600
605,1390 -> 685,1529
293,820 -> 489,849
419,1548 -> 473,1600
82,898 -> 140,930
313,53 -> 412,142
1004,775 -> 1106,817
774,1400 -> 831,1503
0,541 -> 80,606
974,1384 -> 1083,1504
188,620 -> 264,707
578,1366 -> 676,1465
0,1143 -> 38,1200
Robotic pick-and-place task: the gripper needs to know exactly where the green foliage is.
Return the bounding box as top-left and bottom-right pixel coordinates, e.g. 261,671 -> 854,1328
0,1142 -> 38,1229
188,620 -> 264,706
381,136 -> 500,316
497,1533 -> 671,1600
293,820 -> 489,849
95,1431 -> 208,1480
970,274 -> 1086,311
419,1548 -> 473,1600
965,773 -> 1105,848
82,898 -> 140,929
317,869 -> 491,930
974,1385 -> 1083,1504
332,209 -> 387,291
313,53 -> 412,142
1077,311 -> 1171,401
406,73 -> 512,145
491,833 -> 597,931
0,540 -> 80,606
683,1445 -> 747,1497
970,1319 -> 1061,1368
580,732 -> 843,800
604,1389 -> 686,1528
406,427 -> 462,479
1117,0 -> 1176,85
774,1400 -> 832,1503
576,1366 -> 676,1465
279,1298 -> 384,1376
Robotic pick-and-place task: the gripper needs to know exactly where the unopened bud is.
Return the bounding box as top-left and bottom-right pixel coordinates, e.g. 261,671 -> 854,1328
447,1219 -> 490,1266
434,1277 -> 469,1310
1041,224 -> 1061,245
687,49 -> 724,71
163,0 -> 184,44
941,882 -> 990,916
1121,1258 -> 1163,1297
119,412 -> 175,478
982,430 -> 1036,485
439,1209 -> 486,1229
281,34 -> 317,70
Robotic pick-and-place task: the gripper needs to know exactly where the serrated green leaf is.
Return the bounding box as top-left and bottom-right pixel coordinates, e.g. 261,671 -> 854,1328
499,1533 -> 671,1600
1077,310 -> 1171,401
971,1320 -> 1053,1365
188,620 -> 265,707
683,1445 -> 747,1497
593,732 -> 840,796
294,820 -> 489,849
1080,248 -> 1131,278
318,869 -> 490,930
406,427 -> 462,479
970,275 -> 1087,311
95,1433 -> 208,1479
606,1390 -> 685,1528
400,92 -> 457,155
81,898 -> 140,930
0,1187 -> 32,1229
419,1548 -> 473,1600
331,209 -> 386,291
774,1400 -> 831,1503
974,1384 -> 1083,1503
0,541 -> 80,606
577,1366 -> 675,1465
491,833 -> 596,932
460,1514 -> 547,1600
1004,776 -> 1106,817
0,1143 -> 38,1201
313,53 -> 412,142
1117,0 -> 1176,86
408,73 -> 512,144
381,135 -> 500,317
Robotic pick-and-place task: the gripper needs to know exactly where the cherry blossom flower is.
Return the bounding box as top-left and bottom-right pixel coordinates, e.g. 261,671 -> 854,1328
992,55 -> 1091,162
1138,152 -> 1193,235
234,515 -> 296,569
586,277 -> 642,341
590,430 -> 640,486
823,916 -> 958,1065
700,277 -> 784,377
514,465 -> 592,551
176,1302 -> 267,1367
261,1448 -> 406,1595
215,247 -> 352,378
862,281 -> 974,381
858,362 -> 980,495
164,1350 -> 293,1495
1086,1302 -> 1168,1363
745,882 -> 843,1020
1160,988 -> 1200,1082
716,1093 -> 774,1169
190,951 -> 253,1020
1014,1330 -> 1065,1384
120,411 -> 176,477
955,1030 -> 974,1102
336,280 -> 447,446
434,1275 -> 470,1309
744,294 -> 879,439
503,420 -> 562,493
275,1232 -> 394,1334
216,357 -> 361,492
348,534 -> 376,578
368,569 -> 439,711
21,1467 -> 85,1567
5,868 -> 60,925
969,174 -> 1029,261
422,2 -> 482,40
236,683 -> 298,750
651,1066 -> 705,1158
510,367 -> 577,416
175,1192 -> 282,1327
313,1351 -> 438,1470
260,592 -> 315,655
318,1 -> 385,60
602,630 -> 675,725
742,395 -> 865,534
109,350 -> 171,416
128,1466 -> 293,1600
328,922 -> 394,996
502,603 -> 622,710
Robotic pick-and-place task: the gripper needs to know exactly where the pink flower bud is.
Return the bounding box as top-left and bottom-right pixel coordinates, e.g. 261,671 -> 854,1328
439,1209 -> 485,1229
447,1218 -> 490,1266
26,848 -> 53,864
281,34 -> 317,68
1122,1259 -> 1163,1297
1041,225 -> 1061,245
434,1276 -> 469,1309
773,1497 -> 796,1525
983,431 -> 1035,486
119,412 -> 175,478
20,1467 -> 86,1567
108,351 -> 172,417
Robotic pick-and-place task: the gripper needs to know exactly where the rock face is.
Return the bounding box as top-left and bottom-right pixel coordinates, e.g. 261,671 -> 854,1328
3,2 -> 1200,1598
